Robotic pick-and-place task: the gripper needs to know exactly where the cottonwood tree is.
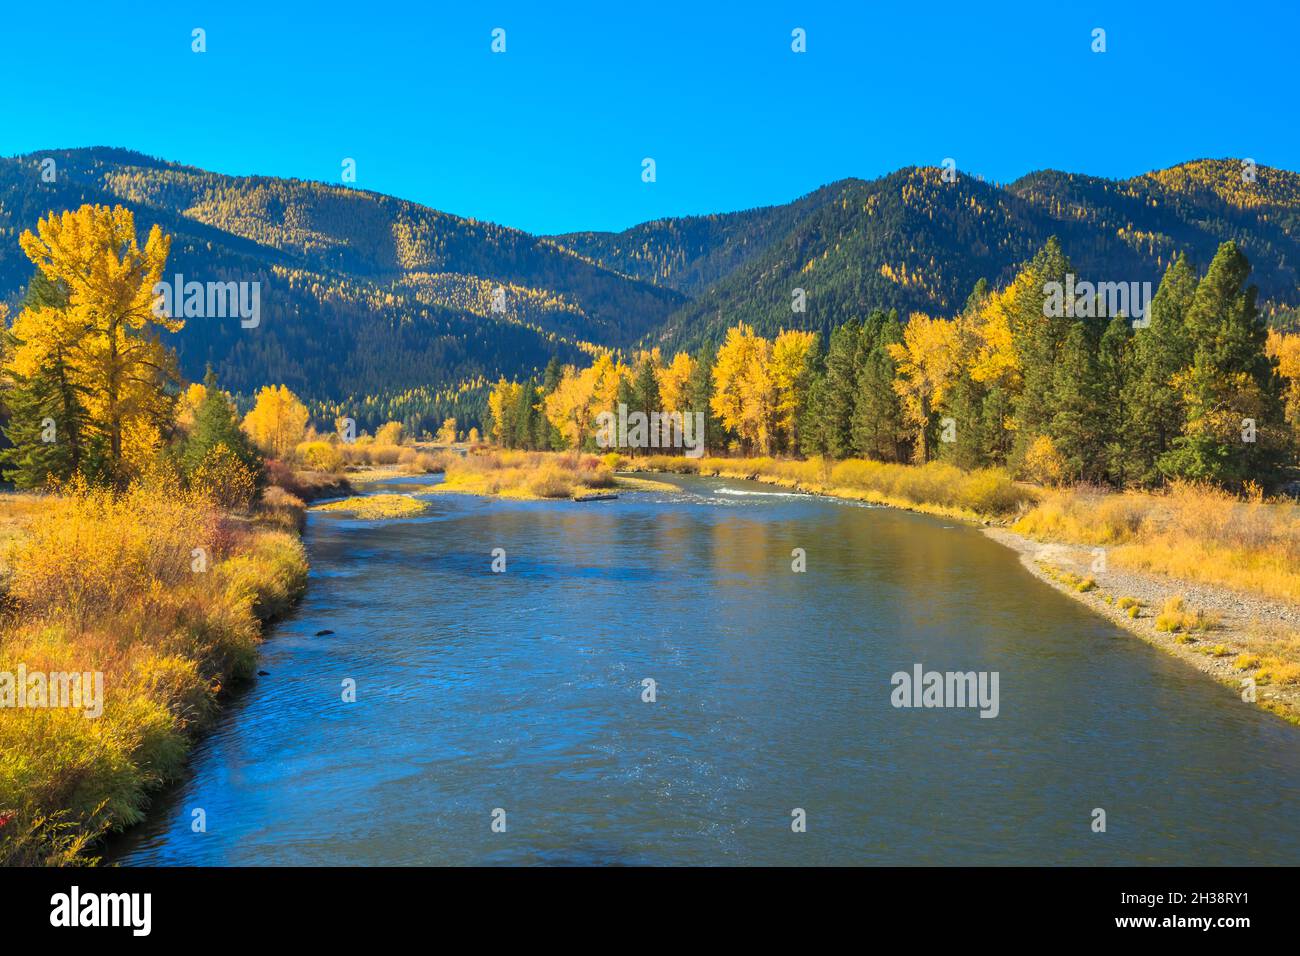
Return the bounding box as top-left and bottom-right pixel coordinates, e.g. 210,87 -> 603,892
13,205 -> 180,484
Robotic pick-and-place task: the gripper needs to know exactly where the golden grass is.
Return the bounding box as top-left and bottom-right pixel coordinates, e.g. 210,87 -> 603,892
0,477 -> 308,865
339,443 -> 445,473
314,494 -> 428,519
637,455 -> 1035,520
1153,595 -> 1220,634
437,450 -> 616,500
1013,482 -> 1300,604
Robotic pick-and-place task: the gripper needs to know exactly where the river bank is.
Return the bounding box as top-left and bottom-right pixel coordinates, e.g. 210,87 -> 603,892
987,527 -> 1300,724
0,478 -> 310,865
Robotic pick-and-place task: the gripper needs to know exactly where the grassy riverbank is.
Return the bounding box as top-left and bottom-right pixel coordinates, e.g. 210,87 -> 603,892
636,454 -> 1035,519
0,478 -> 308,865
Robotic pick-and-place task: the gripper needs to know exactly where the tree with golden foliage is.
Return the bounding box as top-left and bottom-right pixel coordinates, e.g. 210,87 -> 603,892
711,323 -> 775,454
487,378 -> 523,444
543,365 -> 597,449
658,351 -> 696,413
435,417 -> 458,444
12,204 -> 180,482
375,421 -> 403,446
243,385 -> 310,459
1267,329 -> 1300,448
888,313 -> 961,462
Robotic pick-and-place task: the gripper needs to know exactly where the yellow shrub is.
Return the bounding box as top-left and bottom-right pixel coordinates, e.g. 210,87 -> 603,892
1022,435 -> 1066,486
296,440 -> 343,472
190,444 -> 258,512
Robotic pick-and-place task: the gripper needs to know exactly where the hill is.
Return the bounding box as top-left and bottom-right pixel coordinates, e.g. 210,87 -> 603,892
3,149 -> 1298,430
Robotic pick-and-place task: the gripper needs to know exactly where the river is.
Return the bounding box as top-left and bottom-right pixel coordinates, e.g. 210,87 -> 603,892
113,474 -> 1300,865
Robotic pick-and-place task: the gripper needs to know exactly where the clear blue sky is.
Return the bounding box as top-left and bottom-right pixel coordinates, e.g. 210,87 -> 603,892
2,1 -> 1296,235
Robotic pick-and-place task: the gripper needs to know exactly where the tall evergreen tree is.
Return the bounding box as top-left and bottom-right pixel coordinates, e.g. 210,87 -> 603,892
687,344 -> 723,454
181,367 -> 263,481
819,319 -> 863,458
1009,238 -> 1072,465
1124,254 -> 1197,485
511,379 -> 539,450
1159,242 -> 1286,485
1096,315 -> 1133,486
851,310 -> 906,461
1047,321 -> 1105,482
0,273 -> 100,487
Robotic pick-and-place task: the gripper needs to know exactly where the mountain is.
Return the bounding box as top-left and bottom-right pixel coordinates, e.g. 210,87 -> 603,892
548,159 -> 1300,351
0,147 -> 684,425
2,149 -> 1298,431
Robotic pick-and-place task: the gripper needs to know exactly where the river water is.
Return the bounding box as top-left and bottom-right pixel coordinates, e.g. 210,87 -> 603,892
114,474 -> 1300,865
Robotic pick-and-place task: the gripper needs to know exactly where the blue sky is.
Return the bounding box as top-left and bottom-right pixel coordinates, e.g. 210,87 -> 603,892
2,1 -> 1296,234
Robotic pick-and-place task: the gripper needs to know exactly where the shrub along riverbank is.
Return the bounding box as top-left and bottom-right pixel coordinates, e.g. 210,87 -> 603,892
0,475 -> 308,865
636,454 -> 1035,520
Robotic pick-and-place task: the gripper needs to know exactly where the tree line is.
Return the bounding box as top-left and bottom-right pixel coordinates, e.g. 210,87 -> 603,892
489,238 -> 1299,489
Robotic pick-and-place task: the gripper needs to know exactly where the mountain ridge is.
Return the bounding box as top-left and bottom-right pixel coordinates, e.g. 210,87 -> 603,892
2,149 -> 1297,431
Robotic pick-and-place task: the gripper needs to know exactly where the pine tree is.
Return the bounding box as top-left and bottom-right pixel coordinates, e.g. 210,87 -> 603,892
688,344 -> 723,454
0,276 -> 101,487
1047,321 -> 1104,482
181,367 -> 263,482
1124,255 -> 1196,485
512,380 -> 539,450
1159,242 -> 1286,485
852,311 -> 906,461
1009,238 -> 1071,465
1096,315 -> 1133,486
820,319 -> 863,458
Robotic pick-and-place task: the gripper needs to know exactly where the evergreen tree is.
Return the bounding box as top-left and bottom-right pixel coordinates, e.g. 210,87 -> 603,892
630,356 -> 662,456
542,356 -> 564,395
181,367 -> 263,481
1096,315 -> 1133,486
511,380 -> 539,450
1010,238 -> 1072,465
687,344 -> 723,455
0,274 -> 100,487
1047,321 -> 1105,482
851,311 -> 906,461
1124,254 -> 1196,485
819,319 -> 863,458
1159,242 -> 1286,485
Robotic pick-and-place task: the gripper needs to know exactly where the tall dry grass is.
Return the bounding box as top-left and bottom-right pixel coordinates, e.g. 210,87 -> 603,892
440,450 -> 616,499
0,474 -> 308,865
637,455 -> 1035,519
1013,481 -> 1300,603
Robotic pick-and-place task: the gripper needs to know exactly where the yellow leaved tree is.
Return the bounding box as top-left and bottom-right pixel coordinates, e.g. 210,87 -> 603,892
657,351 -> 696,413
769,329 -> 818,453
243,385 -> 309,459
711,322 -> 775,454
888,313 -> 961,462
17,204 -> 179,481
